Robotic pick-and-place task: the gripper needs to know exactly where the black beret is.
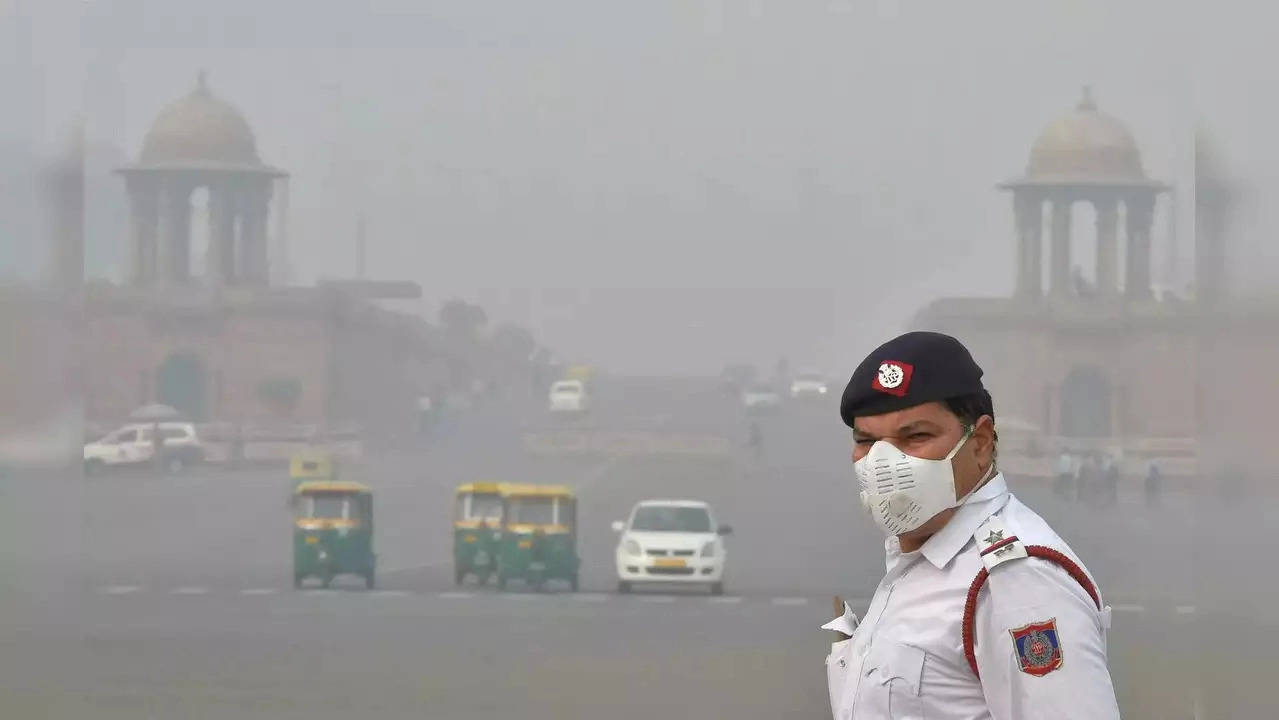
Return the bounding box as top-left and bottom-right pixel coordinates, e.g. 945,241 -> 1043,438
840,331 -> 985,427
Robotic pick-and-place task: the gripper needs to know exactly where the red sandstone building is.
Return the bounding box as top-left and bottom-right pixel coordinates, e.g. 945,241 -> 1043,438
83,76 -> 446,436
915,90 -> 1276,479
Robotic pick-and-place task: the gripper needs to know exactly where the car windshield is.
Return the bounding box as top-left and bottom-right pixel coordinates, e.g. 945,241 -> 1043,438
470,494 -> 503,521
298,494 -> 349,520
631,506 -> 712,533
509,497 -> 556,525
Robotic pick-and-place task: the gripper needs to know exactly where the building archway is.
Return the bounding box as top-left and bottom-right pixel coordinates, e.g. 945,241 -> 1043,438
157,352 -> 207,420
1059,365 -> 1112,438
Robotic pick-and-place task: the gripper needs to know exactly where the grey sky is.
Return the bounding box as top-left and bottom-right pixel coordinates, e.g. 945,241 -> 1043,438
7,0 -> 1275,374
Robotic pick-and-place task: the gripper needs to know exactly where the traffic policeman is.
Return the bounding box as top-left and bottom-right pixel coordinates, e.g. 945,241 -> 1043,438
824,331 -> 1119,719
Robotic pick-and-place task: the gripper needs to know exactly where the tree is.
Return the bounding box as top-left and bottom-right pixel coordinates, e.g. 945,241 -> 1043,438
491,323 -> 536,364
438,299 -> 488,341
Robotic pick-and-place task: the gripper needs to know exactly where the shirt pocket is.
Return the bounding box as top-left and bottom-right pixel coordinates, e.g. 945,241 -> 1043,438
826,637 -> 854,717
864,638 -> 927,719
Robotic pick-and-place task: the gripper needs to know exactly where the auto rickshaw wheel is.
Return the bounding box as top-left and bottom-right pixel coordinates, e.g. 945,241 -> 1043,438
710,582 -> 724,596
293,574 -> 303,589
476,570 -> 491,586
570,574 -> 579,593
321,574 -> 333,589
364,570 -> 375,590
454,566 -> 465,586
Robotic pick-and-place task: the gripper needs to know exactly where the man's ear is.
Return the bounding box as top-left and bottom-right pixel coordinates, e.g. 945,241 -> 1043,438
971,415 -> 996,466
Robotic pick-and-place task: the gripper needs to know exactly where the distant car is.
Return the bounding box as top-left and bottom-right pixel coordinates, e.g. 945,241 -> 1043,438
789,373 -> 829,399
548,379 -> 590,414
613,499 -> 731,595
741,384 -> 782,412
83,422 -> 204,474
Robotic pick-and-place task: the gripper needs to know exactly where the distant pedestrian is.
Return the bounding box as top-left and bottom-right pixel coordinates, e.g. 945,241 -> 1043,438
1144,461 -> 1161,506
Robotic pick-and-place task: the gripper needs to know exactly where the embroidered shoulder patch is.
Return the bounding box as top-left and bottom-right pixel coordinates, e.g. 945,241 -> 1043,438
1009,618 -> 1064,676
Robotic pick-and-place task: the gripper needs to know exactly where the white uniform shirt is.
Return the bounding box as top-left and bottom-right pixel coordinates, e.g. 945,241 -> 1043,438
823,474 -> 1119,719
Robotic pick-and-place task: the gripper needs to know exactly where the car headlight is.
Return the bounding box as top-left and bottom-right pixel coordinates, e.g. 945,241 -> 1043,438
819,386 -> 828,394
700,541 -> 716,558
624,539 -> 642,556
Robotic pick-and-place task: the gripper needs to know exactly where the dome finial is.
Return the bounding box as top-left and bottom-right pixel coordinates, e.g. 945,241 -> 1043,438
195,69 -> 210,96
1077,85 -> 1097,112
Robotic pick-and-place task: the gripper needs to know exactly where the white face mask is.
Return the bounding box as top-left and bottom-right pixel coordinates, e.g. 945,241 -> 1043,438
855,429 -> 984,537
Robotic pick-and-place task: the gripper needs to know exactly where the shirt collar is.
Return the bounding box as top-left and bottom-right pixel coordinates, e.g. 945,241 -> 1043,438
919,472 -> 1010,570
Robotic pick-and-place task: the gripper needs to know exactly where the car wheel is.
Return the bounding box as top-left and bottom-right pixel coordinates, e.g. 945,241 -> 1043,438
617,581 -> 632,594
166,456 -> 185,474
710,582 -> 724,596
84,459 -> 104,476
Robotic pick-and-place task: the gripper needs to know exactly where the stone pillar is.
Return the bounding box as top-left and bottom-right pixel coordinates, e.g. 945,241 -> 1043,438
241,186 -> 272,285
1094,197 -> 1120,296
207,185 -> 236,286
154,183 -> 190,288
126,177 -> 159,285
1014,192 -> 1043,297
168,184 -> 192,284
1125,194 -> 1155,300
1049,198 -> 1072,296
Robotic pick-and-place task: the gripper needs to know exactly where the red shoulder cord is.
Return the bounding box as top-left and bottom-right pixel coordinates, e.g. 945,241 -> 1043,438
961,544 -> 1101,678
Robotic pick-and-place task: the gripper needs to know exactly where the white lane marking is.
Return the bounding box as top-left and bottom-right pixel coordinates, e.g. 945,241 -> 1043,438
771,597 -> 809,607
638,595 -> 675,603
370,590 -> 411,598
239,588 -> 278,596
438,592 -> 474,599
707,596 -> 743,604
1112,604 -> 1145,613
172,586 -> 208,595
99,585 -> 141,595
302,589 -> 339,596
1175,605 -> 1197,615
573,593 -> 609,602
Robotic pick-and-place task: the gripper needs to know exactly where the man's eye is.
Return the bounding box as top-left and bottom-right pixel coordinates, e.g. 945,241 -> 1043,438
908,433 -> 930,441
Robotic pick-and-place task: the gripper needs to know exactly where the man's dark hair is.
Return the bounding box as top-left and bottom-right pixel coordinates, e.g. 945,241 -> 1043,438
944,390 -> 998,447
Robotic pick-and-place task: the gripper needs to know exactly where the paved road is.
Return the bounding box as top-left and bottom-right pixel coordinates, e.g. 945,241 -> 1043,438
3,377 -> 1277,717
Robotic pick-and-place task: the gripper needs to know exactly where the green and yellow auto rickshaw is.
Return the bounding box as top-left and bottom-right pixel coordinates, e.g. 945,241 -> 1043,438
495,484 -> 579,592
292,480 -> 376,589
452,482 -> 504,585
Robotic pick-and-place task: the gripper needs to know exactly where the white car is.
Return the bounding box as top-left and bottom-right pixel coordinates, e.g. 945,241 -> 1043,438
548,379 -> 590,414
789,373 -> 830,399
741,384 -> 782,412
83,422 -> 204,474
612,499 -> 731,595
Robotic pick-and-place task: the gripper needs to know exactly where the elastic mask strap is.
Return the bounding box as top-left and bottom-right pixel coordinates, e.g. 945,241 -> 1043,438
943,427 -> 975,461
954,454 -> 997,509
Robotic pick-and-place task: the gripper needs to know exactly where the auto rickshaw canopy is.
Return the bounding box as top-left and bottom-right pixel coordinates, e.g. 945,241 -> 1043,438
294,480 -> 372,496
